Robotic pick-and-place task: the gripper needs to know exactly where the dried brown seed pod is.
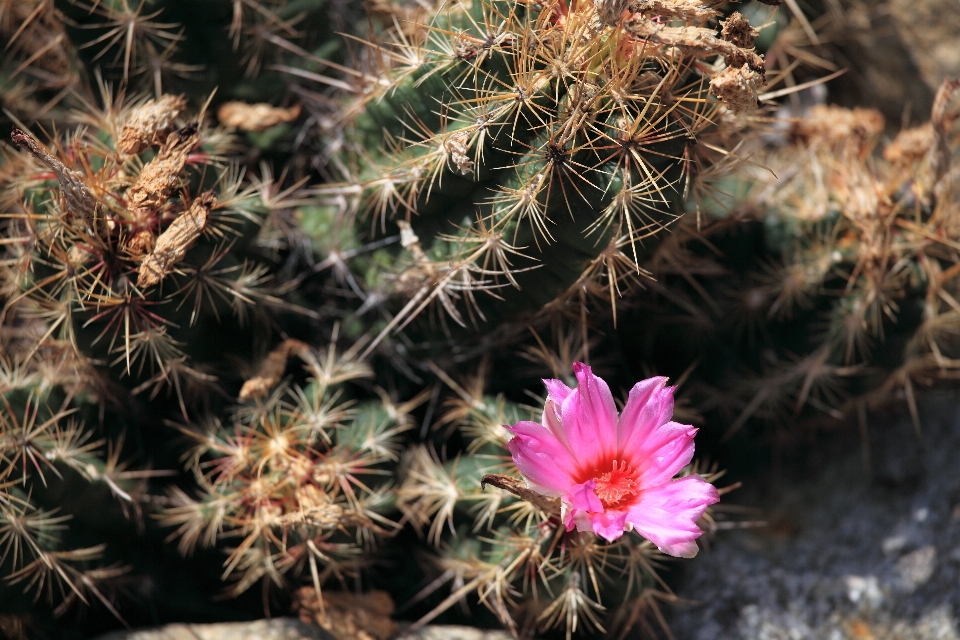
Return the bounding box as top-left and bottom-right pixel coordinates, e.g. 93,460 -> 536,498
216,102 -> 302,132
118,94 -> 187,155
127,123 -> 199,213
137,191 -> 214,288
239,339 -> 311,401
631,0 -> 721,23
721,12 -> 759,50
625,16 -> 765,76
710,64 -> 764,115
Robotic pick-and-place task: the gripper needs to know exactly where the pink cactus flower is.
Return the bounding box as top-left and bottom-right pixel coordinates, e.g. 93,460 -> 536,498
505,363 -> 719,557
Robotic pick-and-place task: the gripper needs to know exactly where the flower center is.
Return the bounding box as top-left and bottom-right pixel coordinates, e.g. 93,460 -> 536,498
592,460 -> 639,509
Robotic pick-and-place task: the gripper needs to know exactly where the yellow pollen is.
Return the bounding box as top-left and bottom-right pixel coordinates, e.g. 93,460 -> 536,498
593,460 -> 639,509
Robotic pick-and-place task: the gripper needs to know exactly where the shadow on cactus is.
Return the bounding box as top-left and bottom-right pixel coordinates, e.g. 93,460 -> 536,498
304,0 -> 771,352
397,362 -> 725,639
0,320 -> 156,631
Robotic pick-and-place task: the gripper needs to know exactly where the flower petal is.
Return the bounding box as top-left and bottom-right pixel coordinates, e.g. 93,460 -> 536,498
560,363 -> 619,466
542,399 -> 571,451
636,422 -> 697,487
543,378 -> 574,405
506,421 -> 579,495
626,475 -> 719,558
566,480 -> 603,513
571,509 -> 629,542
617,376 -> 675,457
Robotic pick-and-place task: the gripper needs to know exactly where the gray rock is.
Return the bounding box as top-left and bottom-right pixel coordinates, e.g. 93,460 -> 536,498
666,392 -> 960,640
94,618 -> 336,640
396,625 -> 516,640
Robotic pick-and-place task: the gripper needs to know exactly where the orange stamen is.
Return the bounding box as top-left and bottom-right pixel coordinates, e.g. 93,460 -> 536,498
592,460 -> 639,509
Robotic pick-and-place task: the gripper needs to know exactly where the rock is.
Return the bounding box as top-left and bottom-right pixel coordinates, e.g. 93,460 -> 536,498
94,618 -> 336,640
395,626 -> 516,640
896,547 -> 937,592
666,392 -> 960,640
294,589 -> 398,640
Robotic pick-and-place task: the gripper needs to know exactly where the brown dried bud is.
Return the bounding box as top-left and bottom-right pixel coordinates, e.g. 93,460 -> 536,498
125,230 -> 156,260
118,94 -> 187,155
721,12 -> 758,49
127,123 -> 199,213
137,191 -> 214,288
443,131 -> 474,175
217,102 -> 302,132
10,127 -> 102,229
630,0 -> 721,23
710,64 -> 764,114
625,16 -> 765,76
239,339 -> 311,401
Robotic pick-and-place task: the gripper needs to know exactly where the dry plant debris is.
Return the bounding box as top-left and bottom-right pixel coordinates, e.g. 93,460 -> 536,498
218,102 -> 303,131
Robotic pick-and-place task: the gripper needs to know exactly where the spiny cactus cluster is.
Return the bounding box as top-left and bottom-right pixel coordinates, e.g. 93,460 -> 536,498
0,92 -> 300,412
307,0 -> 771,350
0,0 -> 337,107
625,78 -> 960,440
0,310 -> 151,631
160,337 -> 415,602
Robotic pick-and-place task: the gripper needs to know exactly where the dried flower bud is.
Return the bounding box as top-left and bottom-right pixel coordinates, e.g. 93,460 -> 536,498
217,102 -> 302,132
443,131 -> 474,175
239,339 -> 311,401
137,191 -> 214,288
625,15 -> 765,76
125,229 -> 156,260
721,12 -> 759,49
118,94 -> 187,155
710,64 -> 764,115
127,123 -> 199,213
630,0 -> 721,23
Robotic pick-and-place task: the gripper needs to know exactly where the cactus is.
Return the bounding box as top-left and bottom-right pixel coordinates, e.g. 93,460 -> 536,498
305,0 -> 769,349
0,304 -> 152,631
0,0 -> 350,168
159,336 -> 419,603
619,78 -> 960,439
0,0 -> 84,119
1,91 -> 299,412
